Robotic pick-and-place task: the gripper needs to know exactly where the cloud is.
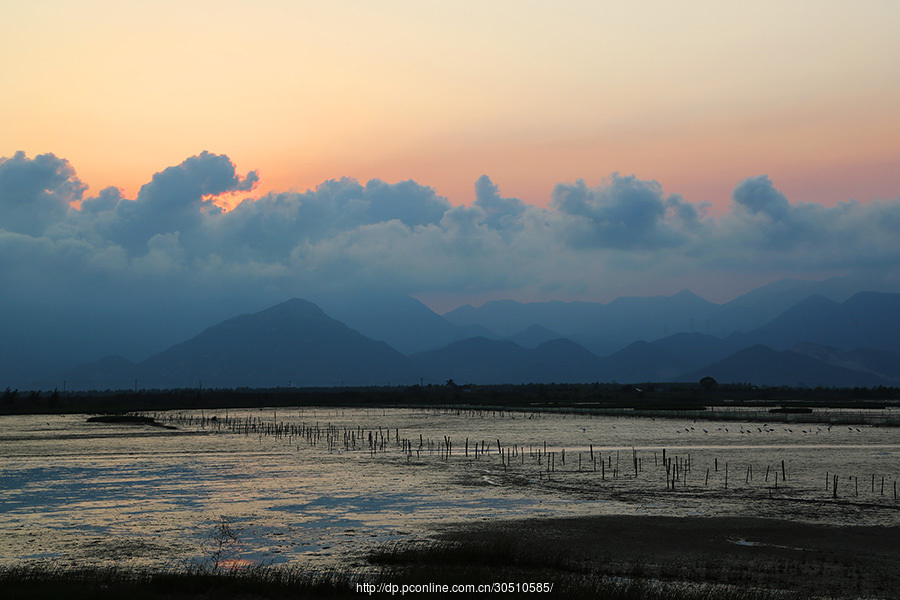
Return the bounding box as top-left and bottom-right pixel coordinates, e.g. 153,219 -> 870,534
201,176 -> 455,265
3,149 -> 900,376
732,175 -> 791,220
95,151 -> 259,253
362,178 -> 451,227
718,175 -> 900,269
0,151 -> 85,236
727,174 -> 826,249
550,173 -> 696,249
5,151 -> 900,295
473,174 -> 526,231
80,186 -> 123,214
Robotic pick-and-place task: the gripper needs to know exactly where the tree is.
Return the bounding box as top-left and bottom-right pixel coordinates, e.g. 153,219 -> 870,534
699,376 -> 718,391
2,387 -> 17,406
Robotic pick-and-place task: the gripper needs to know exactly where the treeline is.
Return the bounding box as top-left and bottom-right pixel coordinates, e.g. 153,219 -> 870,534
2,381 -> 898,415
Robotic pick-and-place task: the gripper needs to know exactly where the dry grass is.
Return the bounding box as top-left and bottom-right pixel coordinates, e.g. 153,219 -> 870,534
412,514 -> 899,599
2,517 -> 895,599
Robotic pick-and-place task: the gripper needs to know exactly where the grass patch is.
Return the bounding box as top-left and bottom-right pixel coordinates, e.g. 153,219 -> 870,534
0,563 -> 357,600
0,562 -> 798,600
369,537 -> 798,600
368,515 -> 899,599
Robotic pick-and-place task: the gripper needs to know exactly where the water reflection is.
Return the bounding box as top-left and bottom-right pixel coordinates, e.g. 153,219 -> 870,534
1,408 -> 898,569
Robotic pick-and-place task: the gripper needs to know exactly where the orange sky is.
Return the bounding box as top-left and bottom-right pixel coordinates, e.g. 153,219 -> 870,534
4,0 -> 899,210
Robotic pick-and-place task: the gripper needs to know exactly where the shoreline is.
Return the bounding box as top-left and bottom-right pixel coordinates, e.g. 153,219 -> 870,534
3,514 -> 897,599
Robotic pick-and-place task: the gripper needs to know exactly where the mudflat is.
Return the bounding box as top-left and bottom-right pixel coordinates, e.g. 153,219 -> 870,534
426,514 -> 899,599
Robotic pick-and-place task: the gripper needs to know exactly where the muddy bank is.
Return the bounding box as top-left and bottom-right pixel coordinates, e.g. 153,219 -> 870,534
414,514 -> 899,599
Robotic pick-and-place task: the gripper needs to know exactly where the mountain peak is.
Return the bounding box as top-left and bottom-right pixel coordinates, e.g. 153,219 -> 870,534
73,297 -> 417,389
259,297 -> 328,317
672,289 -> 703,300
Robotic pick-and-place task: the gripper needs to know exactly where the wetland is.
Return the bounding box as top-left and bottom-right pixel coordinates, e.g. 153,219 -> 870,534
1,405 -> 898,598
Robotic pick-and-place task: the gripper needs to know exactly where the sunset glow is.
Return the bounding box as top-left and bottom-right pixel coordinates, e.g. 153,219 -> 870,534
4,0 -> 900,383
4,1 -> 898,209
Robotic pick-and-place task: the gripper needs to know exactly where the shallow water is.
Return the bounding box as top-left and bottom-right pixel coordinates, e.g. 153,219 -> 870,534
1,407 -> 898,570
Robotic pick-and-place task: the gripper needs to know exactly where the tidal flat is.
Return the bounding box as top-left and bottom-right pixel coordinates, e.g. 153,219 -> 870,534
1,407 -> 898,597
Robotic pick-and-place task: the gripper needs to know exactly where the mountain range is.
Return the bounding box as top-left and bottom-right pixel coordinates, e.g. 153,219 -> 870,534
41,277 -> 900,391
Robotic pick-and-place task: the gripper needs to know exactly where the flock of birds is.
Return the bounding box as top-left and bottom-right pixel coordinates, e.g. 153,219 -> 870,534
576,423 -> 865,437
672,424 -> 862,434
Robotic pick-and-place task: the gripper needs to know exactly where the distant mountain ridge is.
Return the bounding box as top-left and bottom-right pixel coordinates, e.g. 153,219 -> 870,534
409,337 -> 608,384
66,299 -> 417,390
677,345 -> 891,388
444,290 -> 717,356
444,276 -> 900,355
731,291 -> 900,353
40,283 -> 900,390
311,293 -> 469,354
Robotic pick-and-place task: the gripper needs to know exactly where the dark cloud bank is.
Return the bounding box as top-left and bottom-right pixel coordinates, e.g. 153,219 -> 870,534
2,150 -> 899,383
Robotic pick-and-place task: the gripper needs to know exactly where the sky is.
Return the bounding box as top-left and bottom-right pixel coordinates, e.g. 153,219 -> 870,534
4,0 -> 900,208
3,1 -> 900,370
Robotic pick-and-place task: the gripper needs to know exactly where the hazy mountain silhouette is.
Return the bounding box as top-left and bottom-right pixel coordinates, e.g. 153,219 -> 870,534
442,280 -> 900,358
734,292 -> 900,353
790,342 -> 900,384
522,339 -> 608,383
69,299 -> 417,390
458,323 -> 502,341
312,292 -> 465,354
679,344 -> 891,387
648,332 -> 740,372
703,278 -> 833,337
40,286 -> 900,391
637,292 -> 900,385
703,274 -> 900,337
445,290 -> 718,356
59,355 -> 138,391
409,336 -> 608,384
409,337 -> 534,384
508,324 -> 565,349
599,341 -> 691,383
3,294 -> 284,390
443,300 -> 566,338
